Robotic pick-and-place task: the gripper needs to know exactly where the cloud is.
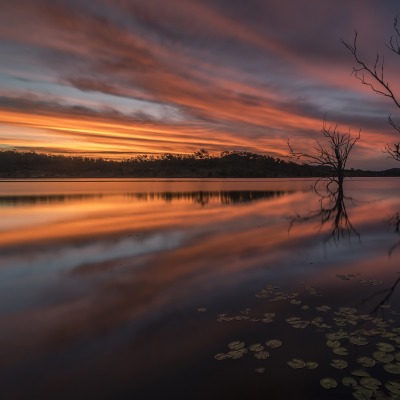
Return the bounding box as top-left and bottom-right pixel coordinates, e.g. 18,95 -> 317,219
0,0 -> 399,168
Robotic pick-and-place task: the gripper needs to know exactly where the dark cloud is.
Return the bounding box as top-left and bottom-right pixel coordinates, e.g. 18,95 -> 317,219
0,0 -> 400,168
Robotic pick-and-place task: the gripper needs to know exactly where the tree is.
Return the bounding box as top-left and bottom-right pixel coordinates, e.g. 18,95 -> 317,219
341,16 -> 400,161
288,117 -> 360,184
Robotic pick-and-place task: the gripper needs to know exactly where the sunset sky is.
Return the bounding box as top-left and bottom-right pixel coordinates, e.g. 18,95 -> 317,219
1,0 -> 400,169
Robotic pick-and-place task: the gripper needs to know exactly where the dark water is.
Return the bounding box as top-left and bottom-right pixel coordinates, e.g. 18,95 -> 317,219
0,178 -> 399,400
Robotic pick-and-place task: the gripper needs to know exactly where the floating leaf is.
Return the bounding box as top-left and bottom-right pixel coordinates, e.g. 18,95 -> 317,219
227,350 -> 245,359
301,305 -> 309,310
286,317 -> 301,323
395,352 -> 400,362
197,307 -> 207,312
290,300 -> 302,305
254,351 -> 270,360
228,341 -> 245,350
265,339 -> 282,349
373,351 -> 394,363
359,377 -> 381,390
249,344 -> 264,352
356,357 -> 375,368
351,369 -> 370,377
320,377 -> 337,389
342,377 -> 357,387
352,388 -> 373,400
326,340 -> 341,348
381,332 -> 396,338
333,347 -> 349,356
305,361 -> 318,369
330,359 -> 348,369
383,363 -> 400,374
349,336 -> 368,345
214,353 -> 228,360
376,342 -> 395,352
287,358 -> 306,369
254,367 -> 265,374
339,307 -> 357,314
385,381 -> 400,395
316,305 -> 331,312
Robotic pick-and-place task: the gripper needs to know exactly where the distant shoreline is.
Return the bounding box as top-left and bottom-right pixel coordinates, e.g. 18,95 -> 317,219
1,149 -> 399,179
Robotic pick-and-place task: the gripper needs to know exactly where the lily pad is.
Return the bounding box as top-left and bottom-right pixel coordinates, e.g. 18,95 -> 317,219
351,369 -> 370,377
320,377 -> 337,389
316,305 -> 331,312
214,353 -> 228,360
254,367 -> 265,373
383,363 -> 400,374
326,340 -> 341,348
333,347 -> 349,356
352,388 -> 373,400
342,377 -> 357,387
228,341 -> 245,350
373,351 -> 394,363
356,357 -> 375,367
349,336 -> 368,345
249,344 -> 264,352
359,377 -> 381,390
330,359 -> 348,369
385,381 -> 400,395
254,351 -> 270,360
376,342 -> 395,352
265,339 -> 282,349
227,350 -> 245,359
287,358 -> 305,369
305,361 -> 318,369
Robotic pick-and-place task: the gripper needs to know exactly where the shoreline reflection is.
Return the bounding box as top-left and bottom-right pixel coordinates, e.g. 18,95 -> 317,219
0,190 -> 287,207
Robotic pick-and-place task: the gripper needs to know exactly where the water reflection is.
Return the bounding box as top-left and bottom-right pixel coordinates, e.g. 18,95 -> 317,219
0,178 -> 399,400
387,211 -> 400,256
289,178 -> 360,245
0,190 -> 285,207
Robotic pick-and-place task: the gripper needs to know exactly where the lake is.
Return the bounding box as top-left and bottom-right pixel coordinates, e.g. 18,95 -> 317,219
0,178 -> 399,400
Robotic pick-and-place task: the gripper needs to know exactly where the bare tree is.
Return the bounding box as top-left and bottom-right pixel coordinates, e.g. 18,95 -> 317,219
288,117 -> 360,184
341,16 -> 400,161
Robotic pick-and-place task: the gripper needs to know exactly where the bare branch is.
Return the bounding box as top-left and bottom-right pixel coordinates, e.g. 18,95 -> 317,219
342,16 -> 400,162
341,32 -> 400,108
288,117 -> 359,181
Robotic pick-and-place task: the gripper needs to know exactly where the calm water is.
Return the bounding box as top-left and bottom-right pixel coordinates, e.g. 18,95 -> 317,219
0,178 -> 399,400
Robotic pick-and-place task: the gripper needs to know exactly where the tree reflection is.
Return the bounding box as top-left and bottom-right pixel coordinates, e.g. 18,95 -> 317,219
386,211 -> 400,256
289,178 -> 359,245
359,277 -> 400,317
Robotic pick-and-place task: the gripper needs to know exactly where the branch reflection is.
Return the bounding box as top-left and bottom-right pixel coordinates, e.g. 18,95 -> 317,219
386,211 -> 400,256
289,178 -> 360,245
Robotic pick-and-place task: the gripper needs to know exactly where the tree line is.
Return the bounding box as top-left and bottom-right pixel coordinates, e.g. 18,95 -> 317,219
0,149 -> 332,178
0,148 -> 399,178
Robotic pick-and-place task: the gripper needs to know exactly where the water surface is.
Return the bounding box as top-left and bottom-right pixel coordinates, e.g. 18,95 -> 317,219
0,178 -> 399,399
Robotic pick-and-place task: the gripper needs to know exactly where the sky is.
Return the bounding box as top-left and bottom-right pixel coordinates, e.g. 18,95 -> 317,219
0,0 -> 400,170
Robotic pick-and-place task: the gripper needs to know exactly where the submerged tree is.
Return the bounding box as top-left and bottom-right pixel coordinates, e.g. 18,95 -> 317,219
288,117 -> 360,184
342,16 -> 400,161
